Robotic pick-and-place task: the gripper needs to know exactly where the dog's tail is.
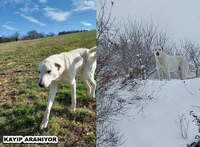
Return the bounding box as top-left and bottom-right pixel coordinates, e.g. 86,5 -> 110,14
88,46 -> 96,55
187,71 -> 196,78
88,46 -> 97,57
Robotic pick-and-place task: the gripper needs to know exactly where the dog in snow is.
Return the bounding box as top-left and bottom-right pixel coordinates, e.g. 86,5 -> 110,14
152,46 -> 195,81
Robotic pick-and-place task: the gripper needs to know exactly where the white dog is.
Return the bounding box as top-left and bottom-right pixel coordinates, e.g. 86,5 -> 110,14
37,47 -> 96,129
152,46 -> 195,81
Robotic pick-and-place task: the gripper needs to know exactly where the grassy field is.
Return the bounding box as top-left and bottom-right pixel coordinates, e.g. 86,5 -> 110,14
0,30 -> 96,146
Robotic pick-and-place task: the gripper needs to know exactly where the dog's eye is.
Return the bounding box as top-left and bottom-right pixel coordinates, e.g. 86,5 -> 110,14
47,70 -> 51,74
38,71 -> 40,74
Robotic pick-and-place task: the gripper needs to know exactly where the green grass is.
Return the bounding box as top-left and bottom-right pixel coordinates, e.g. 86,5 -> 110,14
0,30 -> 96,146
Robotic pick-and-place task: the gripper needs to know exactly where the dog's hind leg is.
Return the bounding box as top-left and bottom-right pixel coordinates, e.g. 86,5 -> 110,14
84,80 -> 92,96
180,65 -> 187,80
180,61 -> 192,80
177,71 -> 183,80
85,73 -> 96,99
40,82 -> 57,130
79,71 -> 92,96
177,66 -> 183,80
182,72 -> 187,80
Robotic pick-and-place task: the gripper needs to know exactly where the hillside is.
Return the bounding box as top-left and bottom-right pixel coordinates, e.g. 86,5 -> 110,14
115,78 -> 200,147
0,30 -> 96,146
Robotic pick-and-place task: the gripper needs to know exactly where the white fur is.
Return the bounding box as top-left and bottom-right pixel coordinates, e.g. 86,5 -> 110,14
38,47 -> 96,130
152,46 -> 195,81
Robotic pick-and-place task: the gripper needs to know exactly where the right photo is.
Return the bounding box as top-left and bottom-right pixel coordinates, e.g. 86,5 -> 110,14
97,0 -> 200,147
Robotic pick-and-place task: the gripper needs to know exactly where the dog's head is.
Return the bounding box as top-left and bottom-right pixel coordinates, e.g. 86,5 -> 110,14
37,60 -> 62,88
152,46 -> 164,57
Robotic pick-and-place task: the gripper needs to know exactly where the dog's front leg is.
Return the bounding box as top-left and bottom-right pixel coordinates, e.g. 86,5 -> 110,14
158,69 -> 163,81
70,79 -> 76,112
40,82 -> 57,130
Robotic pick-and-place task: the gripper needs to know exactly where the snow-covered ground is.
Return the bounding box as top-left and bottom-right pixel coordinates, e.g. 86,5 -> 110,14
116,78 -> 200,147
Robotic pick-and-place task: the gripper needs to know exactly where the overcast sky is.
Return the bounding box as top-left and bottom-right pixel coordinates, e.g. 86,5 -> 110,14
98,0 -> 200,43
1,0 -> 96,37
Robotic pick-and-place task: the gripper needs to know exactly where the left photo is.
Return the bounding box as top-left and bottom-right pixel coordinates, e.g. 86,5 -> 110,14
0,0 -> 96,146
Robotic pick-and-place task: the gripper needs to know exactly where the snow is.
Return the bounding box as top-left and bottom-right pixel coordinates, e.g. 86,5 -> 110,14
141,65 -> 145,69
115,78 -> 200,147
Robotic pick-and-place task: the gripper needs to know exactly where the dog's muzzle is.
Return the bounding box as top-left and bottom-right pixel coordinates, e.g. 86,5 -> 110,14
156,52 -> 160,56
39,83 -> 44,88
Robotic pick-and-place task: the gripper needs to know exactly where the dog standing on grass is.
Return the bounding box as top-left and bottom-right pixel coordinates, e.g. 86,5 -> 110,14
37,47 -> 96,130
152,46 -> 195,81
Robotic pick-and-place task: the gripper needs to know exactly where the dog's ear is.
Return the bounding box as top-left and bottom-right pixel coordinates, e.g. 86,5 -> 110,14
151,48 -> 155,53
54,63 -> 61,71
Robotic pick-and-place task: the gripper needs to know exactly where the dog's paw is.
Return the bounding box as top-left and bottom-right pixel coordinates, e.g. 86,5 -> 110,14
90,93 -> 95,99
40,122 -> 48,130
70,106 -> 76,112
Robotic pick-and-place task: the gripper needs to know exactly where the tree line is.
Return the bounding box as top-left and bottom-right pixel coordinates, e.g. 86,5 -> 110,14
0,29 -> 89,44
58,30 -> 89,36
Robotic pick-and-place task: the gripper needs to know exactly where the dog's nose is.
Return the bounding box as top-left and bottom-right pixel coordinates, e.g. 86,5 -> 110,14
156,52 -> 159,56
39,83 -> 44,88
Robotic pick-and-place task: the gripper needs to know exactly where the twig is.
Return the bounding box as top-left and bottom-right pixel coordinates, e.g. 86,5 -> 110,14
183,81 -> 194,96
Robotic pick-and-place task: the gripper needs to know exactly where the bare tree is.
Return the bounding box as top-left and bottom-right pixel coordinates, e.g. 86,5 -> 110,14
27,30 -> 38,39
46,32 -> 55,37
38,32 -> 46,38
0,35 -> 11,43
20,35 -> 29,40
12,31 -> 20,41
97,0 -> 131,146
179,38 -> 200,77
